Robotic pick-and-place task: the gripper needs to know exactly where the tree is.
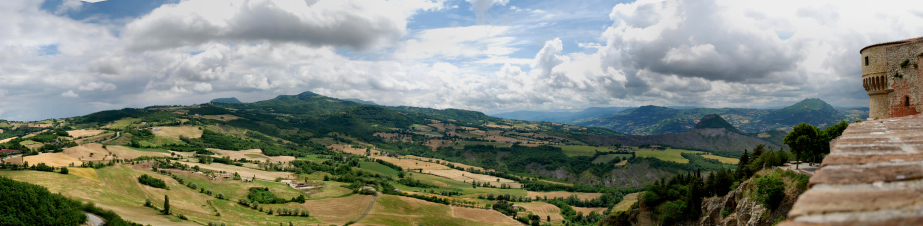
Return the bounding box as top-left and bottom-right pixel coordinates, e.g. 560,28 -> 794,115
60,167 -> 69,174
164,195 -> 170,214
784,123 -> 821,169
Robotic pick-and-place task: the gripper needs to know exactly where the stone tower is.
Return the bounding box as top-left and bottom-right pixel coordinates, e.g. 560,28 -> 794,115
861,37 -> 923,119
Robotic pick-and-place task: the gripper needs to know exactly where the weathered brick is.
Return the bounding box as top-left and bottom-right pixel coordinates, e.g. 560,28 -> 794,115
821,154 -> 923,166
808,164 -> 923,186
788,188 -> 923,218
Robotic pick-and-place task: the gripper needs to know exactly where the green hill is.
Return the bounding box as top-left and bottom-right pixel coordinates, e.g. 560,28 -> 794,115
209,97 -> 241,104
694,114 -> 742,134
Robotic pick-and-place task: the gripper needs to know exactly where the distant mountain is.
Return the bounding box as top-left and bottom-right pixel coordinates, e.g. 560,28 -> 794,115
343,98 -> 378,106
210,97 -> 241,104
572,98 -> 867,135
582,114 -> 782,152
491,106 -> 631,123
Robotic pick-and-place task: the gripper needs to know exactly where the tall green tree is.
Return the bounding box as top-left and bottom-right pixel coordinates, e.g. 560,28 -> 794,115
163,195 -> 170,214
784,123 -> 821,169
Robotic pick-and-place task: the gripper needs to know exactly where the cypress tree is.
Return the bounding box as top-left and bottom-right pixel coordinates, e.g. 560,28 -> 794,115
164,195 -> 170,214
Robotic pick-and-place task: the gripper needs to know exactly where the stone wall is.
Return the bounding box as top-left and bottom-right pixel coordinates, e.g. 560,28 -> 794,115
886,40 -> 923,118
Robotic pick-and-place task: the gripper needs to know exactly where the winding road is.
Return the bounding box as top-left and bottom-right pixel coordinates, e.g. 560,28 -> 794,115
84,212 -> 106,226
100,132 -> 120,144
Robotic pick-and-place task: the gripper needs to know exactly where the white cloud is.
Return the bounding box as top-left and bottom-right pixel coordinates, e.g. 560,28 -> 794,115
61,90 -> 79,98
193,83 -> 213,92
465,0 -> 508,24
78,82 -> 117,91
399,25 -> 517,60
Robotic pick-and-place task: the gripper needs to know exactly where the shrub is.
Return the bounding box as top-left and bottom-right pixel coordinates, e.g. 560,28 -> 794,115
753,174 -> 785,210
60,167 -> 69,174
720,208 -> 731,217
138,174 -> 168,190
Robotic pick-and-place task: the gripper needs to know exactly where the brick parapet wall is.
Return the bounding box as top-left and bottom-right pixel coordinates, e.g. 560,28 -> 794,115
779,115 -> 923,226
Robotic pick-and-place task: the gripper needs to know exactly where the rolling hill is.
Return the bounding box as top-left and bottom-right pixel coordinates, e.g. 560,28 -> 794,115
570,98 -> 867,135
580,114 -> 783,152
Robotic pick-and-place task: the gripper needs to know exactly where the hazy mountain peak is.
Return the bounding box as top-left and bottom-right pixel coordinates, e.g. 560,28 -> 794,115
210,97 -> 241,104
693,114 -> 742,134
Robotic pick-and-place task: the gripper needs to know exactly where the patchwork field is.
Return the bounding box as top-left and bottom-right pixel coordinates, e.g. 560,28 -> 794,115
526,191 -> 604,200
422,169 -> 521,188
633,148 -> 704,164
64,143 -> 111,161
555,145 -> 620,157
592,153 -> 632,164
702,154 -> 739,164
277,194 -> 374,225
23,152 -> 81,167
179,161 -> 293,181
356,195 -> 520,226
518,202 -> 564,225
153,126 -> 203,139
105,145 -> 172,159
67,129 -> 106,138
209,148 -> 295,163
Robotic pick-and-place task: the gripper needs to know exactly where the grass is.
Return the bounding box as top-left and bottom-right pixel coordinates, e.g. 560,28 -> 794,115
554,145 -> 620,157
295,155 -> 327,162
361,195 -> 518,226
109,118 -> 141,129
591,153 -> 632,164
67,167 -> 100,183
358,161 -> 400,176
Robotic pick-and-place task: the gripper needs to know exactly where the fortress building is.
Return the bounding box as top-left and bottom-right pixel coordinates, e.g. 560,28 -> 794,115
861,37 -> 923,119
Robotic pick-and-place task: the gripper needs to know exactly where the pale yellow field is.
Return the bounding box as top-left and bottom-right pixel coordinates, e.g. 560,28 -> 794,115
610,192 -> 640,213
23,152 -> 82,167
451,206 -> 522,225
66,129 -> 106,138
66,167 -> 100,183
422,169 -> 521,188
526,191 -> 604,200
180,161 -> 293,181
153,126 -> 203,139
64,143 -> 111,161
374,155 -> 450,170
105,145 -> 172,159
279,194 -> 374,225
0,137 -> 13,144
518,202 -> 564,224
412,155 -> 485,171
702,154 -> 740,164
209,148 -> 295,163
572,207 -> 607,215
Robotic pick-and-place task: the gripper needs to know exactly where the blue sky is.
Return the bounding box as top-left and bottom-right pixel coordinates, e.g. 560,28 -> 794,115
1,0 -> 922,121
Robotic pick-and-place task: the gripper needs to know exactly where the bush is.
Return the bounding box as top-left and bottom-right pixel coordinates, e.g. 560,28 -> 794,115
60,167 -> 69,174
753,174 -> 785,210
138,174 -> 168,189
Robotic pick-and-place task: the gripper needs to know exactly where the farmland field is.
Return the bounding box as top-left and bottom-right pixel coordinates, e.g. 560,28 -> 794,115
610,192 -> 640,214
356,195 -> 520,226
422,169 -> 521,188
108,117 -> 141,129
518,202 -> 564,225
554,145 -> 620,157
702,154 -> 739,164
359,161 -> 400,176
572,206 -> 607,215
633,148 -> 704,163
66,129 -> 106,138
526,191 -> 604,200
23,152 -> 82,167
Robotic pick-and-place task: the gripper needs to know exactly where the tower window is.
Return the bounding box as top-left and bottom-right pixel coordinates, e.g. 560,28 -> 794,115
906,96 -> 910,107
865,56 -> 869,66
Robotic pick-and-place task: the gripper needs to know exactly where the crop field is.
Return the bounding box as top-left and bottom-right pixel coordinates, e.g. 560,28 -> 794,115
412,156 -> 485,172
106,145 -> 172,159
274,194 -> 374,225
154,126 -> 203,139
634,148 -> 704,163
359,161 -> 400,176
0,137 -> 16,144
555,145 -> 620,157
526,191 -> 604,200
422,169 -> 521,188
75,131 -> 115,144
701,154 -> 739,164
179,161 -> 293,181
64,143 -> 111,161
591,153 -> 632,164
375,155 -> 450,170
208,148 -> 292,163
23,152 -> 82,167
357,195 -> 520,226
66,129 -> 106,138
610,192 -> 640,214
518,202 -> 564,225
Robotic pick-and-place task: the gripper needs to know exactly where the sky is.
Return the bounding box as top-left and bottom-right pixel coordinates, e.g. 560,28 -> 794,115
2,0 -> 923,121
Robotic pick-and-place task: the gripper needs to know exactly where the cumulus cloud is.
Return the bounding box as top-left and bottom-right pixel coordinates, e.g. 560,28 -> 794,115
193,83 -> 213,92
61,90 -> 79,98
123,0 -> 443,51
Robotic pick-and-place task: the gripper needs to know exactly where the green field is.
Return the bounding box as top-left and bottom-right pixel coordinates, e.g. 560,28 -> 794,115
109,118 -> 141,129
359,161 -> 400,176
633,148 -> 704,163
295,155 -> 328,162
554,145 -> 620,157
591,153 -> 632,164
701,154 -> 739,164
